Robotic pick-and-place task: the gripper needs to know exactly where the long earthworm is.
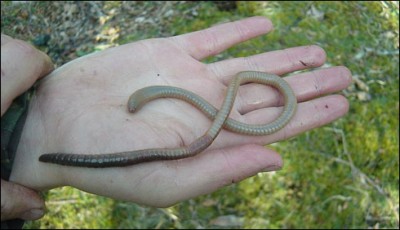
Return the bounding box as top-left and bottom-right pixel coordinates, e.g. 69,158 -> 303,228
39,71 -> 297,168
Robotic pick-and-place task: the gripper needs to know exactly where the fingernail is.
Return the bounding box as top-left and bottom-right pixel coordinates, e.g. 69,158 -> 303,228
20,208 -> 45,220
262,165 -> 282,172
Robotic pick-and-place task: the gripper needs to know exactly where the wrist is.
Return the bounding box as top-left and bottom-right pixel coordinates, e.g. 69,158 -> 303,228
9,88 -> 64,191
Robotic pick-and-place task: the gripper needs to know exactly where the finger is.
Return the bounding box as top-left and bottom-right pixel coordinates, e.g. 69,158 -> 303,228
287,66 -> 352,102
144,144 -> 283,207
184,45 -> 327,121
1,36 -> 54,116
235,66 -> 352,114
170,16 -> 273,60
1,180 -> 45,221
207,45 -> 327,85
216,94 -> 349,148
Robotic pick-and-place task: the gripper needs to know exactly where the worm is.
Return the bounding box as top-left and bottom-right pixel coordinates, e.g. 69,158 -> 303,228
39,71 -> 297,167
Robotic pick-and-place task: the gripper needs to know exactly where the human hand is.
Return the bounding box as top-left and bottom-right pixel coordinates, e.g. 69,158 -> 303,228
1,34 -> 53,220
9,17 -> 351,207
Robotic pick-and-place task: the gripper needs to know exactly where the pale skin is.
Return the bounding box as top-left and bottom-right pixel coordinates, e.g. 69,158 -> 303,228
2,17 -> 351,220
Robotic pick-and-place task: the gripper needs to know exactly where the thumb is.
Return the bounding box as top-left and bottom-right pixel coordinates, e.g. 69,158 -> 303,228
1,34 -> 53,116
1,179 -> 45,221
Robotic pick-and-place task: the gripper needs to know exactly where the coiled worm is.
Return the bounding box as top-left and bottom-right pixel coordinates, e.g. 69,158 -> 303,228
39,71 -> 297,168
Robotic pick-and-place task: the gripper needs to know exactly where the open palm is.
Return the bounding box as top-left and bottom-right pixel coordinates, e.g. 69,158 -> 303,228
10,17 -> 351,207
